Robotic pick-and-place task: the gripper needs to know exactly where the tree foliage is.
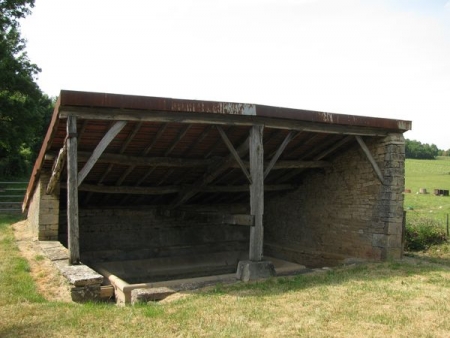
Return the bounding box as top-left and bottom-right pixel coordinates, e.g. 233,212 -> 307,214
405,139 -> 439,160
0,0 -> 53,177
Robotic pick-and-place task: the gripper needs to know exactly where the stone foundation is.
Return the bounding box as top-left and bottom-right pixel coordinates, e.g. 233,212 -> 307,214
40,241 -> 104,303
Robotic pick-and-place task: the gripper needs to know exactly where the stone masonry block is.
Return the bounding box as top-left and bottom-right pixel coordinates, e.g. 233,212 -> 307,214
372,234 -> 387,247
39,213 -> 59,225
387,234 -> 401,248
71,285 -> 101,303
236,260 -> 276,282
387,223 -> 403,236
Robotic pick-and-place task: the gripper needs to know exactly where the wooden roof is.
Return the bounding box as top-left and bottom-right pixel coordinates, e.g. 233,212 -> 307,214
23,90 -> 411,211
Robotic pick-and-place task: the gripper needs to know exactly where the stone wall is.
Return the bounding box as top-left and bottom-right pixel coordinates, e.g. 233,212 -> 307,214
264,134 -> 405,267
26,173 -> 60,240
59,207 -> 250,263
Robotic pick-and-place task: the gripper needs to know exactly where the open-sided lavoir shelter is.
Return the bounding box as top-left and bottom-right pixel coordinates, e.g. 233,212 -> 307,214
24,90 -> 411,303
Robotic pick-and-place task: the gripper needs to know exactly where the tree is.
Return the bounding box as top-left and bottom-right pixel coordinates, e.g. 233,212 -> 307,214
0,0 -> 53,177
405,139 -> 439,160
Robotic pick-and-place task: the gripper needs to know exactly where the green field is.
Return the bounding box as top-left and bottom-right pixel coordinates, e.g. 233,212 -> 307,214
404,157 -> 450,226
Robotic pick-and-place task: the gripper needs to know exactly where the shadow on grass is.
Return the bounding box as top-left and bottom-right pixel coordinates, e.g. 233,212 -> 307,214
404,251 -> 450,267
197,256 -> 450,299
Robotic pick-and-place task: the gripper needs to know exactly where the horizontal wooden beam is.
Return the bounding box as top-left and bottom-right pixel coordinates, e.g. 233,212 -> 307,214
59,107 -> 390,137
69,183 -> 296,195
157,209 -> 254,226
78,152 -> 213,167
206,214 -> 254,226
78,184 -> 179,195
44,152 -> 330,170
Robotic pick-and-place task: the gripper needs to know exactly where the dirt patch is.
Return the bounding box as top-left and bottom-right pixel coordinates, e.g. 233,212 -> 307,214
12,220 -> 72,302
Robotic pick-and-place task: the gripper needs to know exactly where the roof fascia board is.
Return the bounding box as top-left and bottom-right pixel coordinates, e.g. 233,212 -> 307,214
59,108 -> 394,137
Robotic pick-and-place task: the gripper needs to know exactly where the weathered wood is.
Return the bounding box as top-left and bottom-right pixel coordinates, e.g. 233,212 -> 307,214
77,121 -> 127,186
221,214 -> 254,226
355,136 -> 385,184
165,124 -> 191,156
217,126 -> 252,183
102,121 -> 142,187
46,142 -> 67,194
201,214 -> 254,226
203,183 -> 295,193
249,125 -> 264,261
314,135 -> 354,160
183,125 -> 213,156
121,122 -> 143,153
72,183 -> 296,195
59,108 -> 391,137
264,131 -> 297,179
46,151 -> 329,170
100,285 -> 115,300
264,160 -> 331,169
67,115 -> 80,265
78,184 -> 180,195
113,122 -> 166,186
170,137 -> 250,207
76,152 -> 213,167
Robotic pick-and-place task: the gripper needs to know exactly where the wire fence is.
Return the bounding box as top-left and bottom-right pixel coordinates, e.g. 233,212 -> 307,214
405,210 -> 450,236
0,182 -> 27,214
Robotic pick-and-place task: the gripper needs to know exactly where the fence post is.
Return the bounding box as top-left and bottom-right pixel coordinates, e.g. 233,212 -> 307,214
447,214 -> 449,237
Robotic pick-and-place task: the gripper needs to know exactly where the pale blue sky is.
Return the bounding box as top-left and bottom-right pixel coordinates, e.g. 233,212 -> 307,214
21,0 -> 450,149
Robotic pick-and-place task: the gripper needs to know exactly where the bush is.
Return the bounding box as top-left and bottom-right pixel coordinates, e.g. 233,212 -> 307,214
405,218 -> 447,251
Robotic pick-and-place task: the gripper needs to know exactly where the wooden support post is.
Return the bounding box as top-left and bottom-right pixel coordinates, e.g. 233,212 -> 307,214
249,125 -> 264,261
67,115 -> 80,265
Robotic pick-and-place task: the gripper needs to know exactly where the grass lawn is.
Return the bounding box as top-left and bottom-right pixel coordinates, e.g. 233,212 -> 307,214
404,157 -> 450,226
2,214 -> 450,337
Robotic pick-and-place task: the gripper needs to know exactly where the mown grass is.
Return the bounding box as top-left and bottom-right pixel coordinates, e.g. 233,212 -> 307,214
405,157 -> 450,226
3,215 -> 450,337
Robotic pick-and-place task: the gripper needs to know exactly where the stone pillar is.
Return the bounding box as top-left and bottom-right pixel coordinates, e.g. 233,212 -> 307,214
27,172 -> 60,241
372,133 -> 405,259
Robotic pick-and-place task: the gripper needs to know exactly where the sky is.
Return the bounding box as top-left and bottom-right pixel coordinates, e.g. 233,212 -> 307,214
20,0 -> 450,149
